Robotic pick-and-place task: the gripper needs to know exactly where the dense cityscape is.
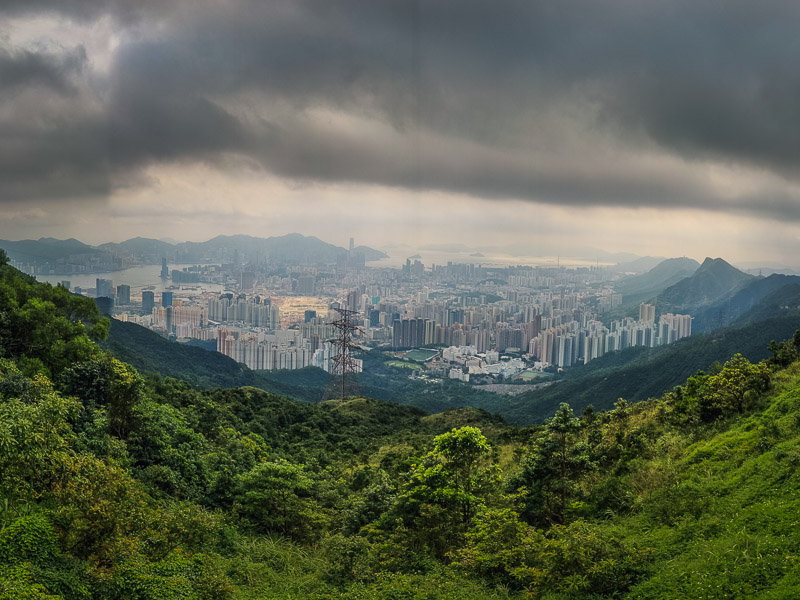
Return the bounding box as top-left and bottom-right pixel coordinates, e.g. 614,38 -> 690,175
18,238 -> 692,388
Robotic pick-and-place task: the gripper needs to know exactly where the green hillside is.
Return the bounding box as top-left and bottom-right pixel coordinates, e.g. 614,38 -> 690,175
102,308 -> 800,426
736,282 -> 800,325
691,274 -> 800,332
102,320 -> 507,414
0,237 -> 105,264
5,254 -> 800,598
102,320 -> 329,402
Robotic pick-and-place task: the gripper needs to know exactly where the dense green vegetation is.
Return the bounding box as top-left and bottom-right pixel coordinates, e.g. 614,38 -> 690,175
5,254 -> 800,598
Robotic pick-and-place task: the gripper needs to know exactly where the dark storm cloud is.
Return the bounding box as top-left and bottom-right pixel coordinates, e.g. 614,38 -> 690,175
0,0 -> 171,24
0,42 -> 110,202
0,45 -> 85,92
4,0 -> 800,218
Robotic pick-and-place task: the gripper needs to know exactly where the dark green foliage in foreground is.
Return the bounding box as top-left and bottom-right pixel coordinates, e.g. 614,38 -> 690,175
5,260 -> 800,598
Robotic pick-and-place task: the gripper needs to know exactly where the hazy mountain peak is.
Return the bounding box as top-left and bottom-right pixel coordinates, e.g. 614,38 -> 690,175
657,256 -> 754,313
615,256 -> 700,303
696,257 -> 753,277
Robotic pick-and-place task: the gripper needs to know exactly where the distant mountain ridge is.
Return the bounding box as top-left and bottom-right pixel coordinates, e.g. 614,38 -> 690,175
0,237 -> 103,263
613,255 -> 667,275
735,282 -> 800,326
161,233 -> 387,264
3,233 -> 388,268
616,257 -> 700,304
97,237 -> 174,258
655,257 -> 755,315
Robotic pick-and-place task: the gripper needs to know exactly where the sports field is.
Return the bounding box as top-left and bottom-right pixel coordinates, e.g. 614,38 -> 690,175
403,348 -> 440,362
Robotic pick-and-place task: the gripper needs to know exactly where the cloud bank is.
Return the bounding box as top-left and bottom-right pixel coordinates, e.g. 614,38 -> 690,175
2,0 -> 800,229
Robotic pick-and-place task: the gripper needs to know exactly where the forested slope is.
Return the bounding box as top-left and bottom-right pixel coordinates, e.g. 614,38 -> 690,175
4,254 -> 800,599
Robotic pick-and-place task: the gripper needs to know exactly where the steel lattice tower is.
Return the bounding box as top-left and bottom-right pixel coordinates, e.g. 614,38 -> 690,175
323,306 -> 362,401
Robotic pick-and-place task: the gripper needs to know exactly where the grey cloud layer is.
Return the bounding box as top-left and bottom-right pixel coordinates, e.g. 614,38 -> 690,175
3,0 -> 800,219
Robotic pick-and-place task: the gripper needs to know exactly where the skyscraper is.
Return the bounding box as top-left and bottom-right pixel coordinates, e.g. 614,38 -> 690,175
116,284 -> 131,305
161,258 -> 169,279
96,278 -> 113,299
162,291 -> 173,307
142,291 -> 155,314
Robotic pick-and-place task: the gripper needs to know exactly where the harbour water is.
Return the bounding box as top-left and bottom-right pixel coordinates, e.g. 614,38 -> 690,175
34,264 -> 226,294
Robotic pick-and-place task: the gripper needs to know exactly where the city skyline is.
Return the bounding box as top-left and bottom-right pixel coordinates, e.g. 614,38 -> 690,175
2,2 -> 800,264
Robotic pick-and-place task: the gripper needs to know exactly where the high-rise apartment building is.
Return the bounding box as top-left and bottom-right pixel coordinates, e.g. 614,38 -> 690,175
142,291 -> 155,314
96,278 -> 113,299
638,302 -> 656,323
116,284 -> 131,305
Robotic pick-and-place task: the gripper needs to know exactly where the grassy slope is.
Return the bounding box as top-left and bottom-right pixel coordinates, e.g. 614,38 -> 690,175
608,363 -> 800,599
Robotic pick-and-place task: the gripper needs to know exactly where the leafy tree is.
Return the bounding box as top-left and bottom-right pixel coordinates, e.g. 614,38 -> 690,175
234,459 -> 324,542
451,506 -> 540,588
382,427 -> 497,559
342,470 -> 396,535
701,354 -> 770,418
0,265 -> 106,377
431,426 -> 492,525
673,354 -> 772,422
767,329 -> 800,367
455,509 -> 648,595
511,403 -> 594,525
0,370 -> 79,504
59,356 -> 145,439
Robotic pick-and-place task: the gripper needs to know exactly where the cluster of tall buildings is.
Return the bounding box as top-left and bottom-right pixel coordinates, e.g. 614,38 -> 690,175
106,254 -> 695,382
213,317 -> 361,373
207,294 -> 280,329
217,328 -> 312,371
529,309 -> 692,368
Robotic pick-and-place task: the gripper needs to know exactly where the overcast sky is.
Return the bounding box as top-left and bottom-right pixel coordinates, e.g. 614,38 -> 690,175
2,0 -> 800,264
